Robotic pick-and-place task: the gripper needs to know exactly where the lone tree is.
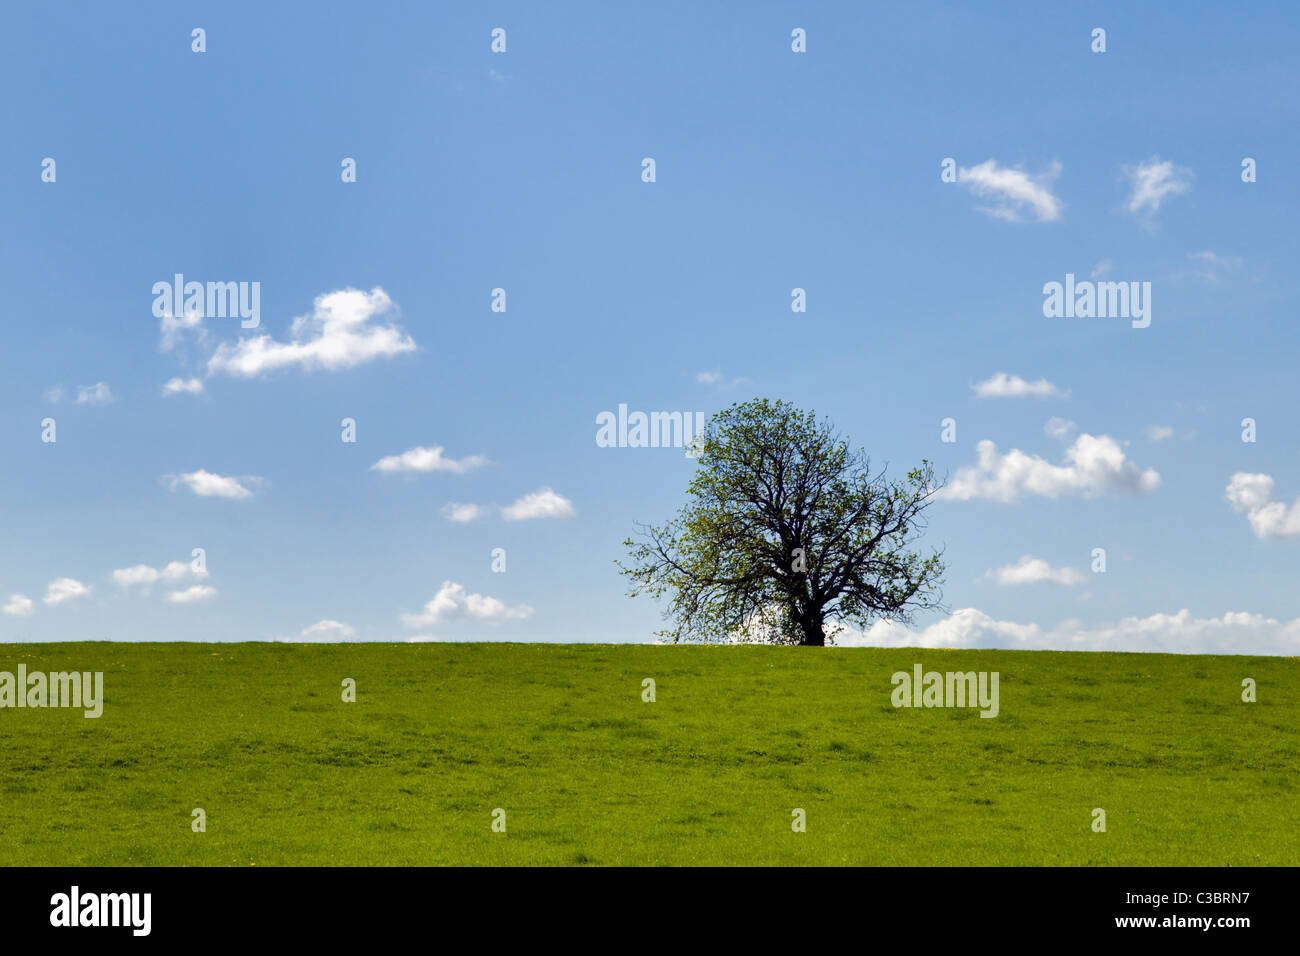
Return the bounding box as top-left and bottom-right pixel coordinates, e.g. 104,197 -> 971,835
619,399 -> 946,645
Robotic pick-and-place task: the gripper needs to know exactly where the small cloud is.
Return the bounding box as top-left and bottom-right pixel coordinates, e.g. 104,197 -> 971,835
75,382 -> 115,405
114,560 -> 208,589
1044,417 -> 1077,441
285,619 -> 357,642
441,502 -> 483,523
957,159 -> 1063,223
1185,250 -> 1242,283
166,585 -> 217,603
160,310 -> 206,352
44,578 -> 90,606
402,581 -> 533,628
1124,156 -> 1192,218
501,486 -> 575,521
163,470 -> 259,500
43,386 -> 65,404
972,372 -> 1068,399
1145,425 -> 1174,442
162,377 -> 204,396
112,564 -> 160,588
370,446 -> 488,475
1226,472 -> 1300,539
695,369 -> 750,388
987,555 -> 1085,586
3,594 -> 35,617
1090,259 -> 1113,279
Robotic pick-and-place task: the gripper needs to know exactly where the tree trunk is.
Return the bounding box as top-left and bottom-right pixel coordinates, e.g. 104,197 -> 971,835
797,610 -> 826,646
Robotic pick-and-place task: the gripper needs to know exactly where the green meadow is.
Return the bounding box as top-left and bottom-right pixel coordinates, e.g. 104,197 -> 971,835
0,643 -> 1296,866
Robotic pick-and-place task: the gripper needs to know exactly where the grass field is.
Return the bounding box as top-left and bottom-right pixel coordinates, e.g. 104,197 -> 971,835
0,642 -> 1296,866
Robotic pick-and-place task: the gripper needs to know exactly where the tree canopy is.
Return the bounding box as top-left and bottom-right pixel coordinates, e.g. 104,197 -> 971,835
619,398 -> 946,645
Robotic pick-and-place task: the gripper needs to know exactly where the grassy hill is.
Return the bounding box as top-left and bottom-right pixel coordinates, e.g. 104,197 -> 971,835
0,642 -> 1295,866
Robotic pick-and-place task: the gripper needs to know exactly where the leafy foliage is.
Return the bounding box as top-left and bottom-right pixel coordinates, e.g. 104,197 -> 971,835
620,399 -> 946,644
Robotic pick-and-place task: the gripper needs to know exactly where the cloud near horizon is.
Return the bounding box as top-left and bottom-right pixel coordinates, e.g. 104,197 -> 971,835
402,581 -> 534,628
833,607 -> 1300,655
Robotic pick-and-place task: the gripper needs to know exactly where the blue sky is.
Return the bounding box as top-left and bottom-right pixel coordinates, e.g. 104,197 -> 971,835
3,1 -> 1299,652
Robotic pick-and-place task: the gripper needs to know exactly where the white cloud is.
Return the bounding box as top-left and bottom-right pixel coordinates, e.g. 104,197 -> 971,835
695,369 -> 749,388
112,564 -> 160,587
166,585 -> 217,603
75,382 -> 115,405
834,607 -> 1300,656
163,470 -> 259,500
285,619 -> 357,642
1145,425 -> 1174,442
1124,156 -> 1192,217
402,581 -> 533,628
370,446 -> 488,474
1044,417 -> 1077,440
302,619 -> 356,640
113,560 -> 208,589
987,555 -> 1084,586
501,486 -> 575,520
972,372 -> 1068,399
1225,472 -> 1300,539
162,377 -> 204,396
1090,259 -> 1113,279
44,386 -> 65,404
3,594 -> 34,617
44,578 -> 90,606
162,560 -> 205,581
206,287 -> 415,377
941,433 -> 1160,502
441,502 -> 483,523
159,310 -> 206,352
957,159 -> 1063,223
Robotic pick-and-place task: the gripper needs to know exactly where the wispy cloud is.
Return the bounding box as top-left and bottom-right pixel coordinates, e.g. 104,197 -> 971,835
441,502 -> 483,523
1184,250 -> 1242,283
162,377 -> 204,396
1044,417 -> 1077,441
1124,156 -> 1192,218
972,372 -> 1068,399
957,159 -> 1063,223
75,382 -> 115,405
163,470 -> 260,500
